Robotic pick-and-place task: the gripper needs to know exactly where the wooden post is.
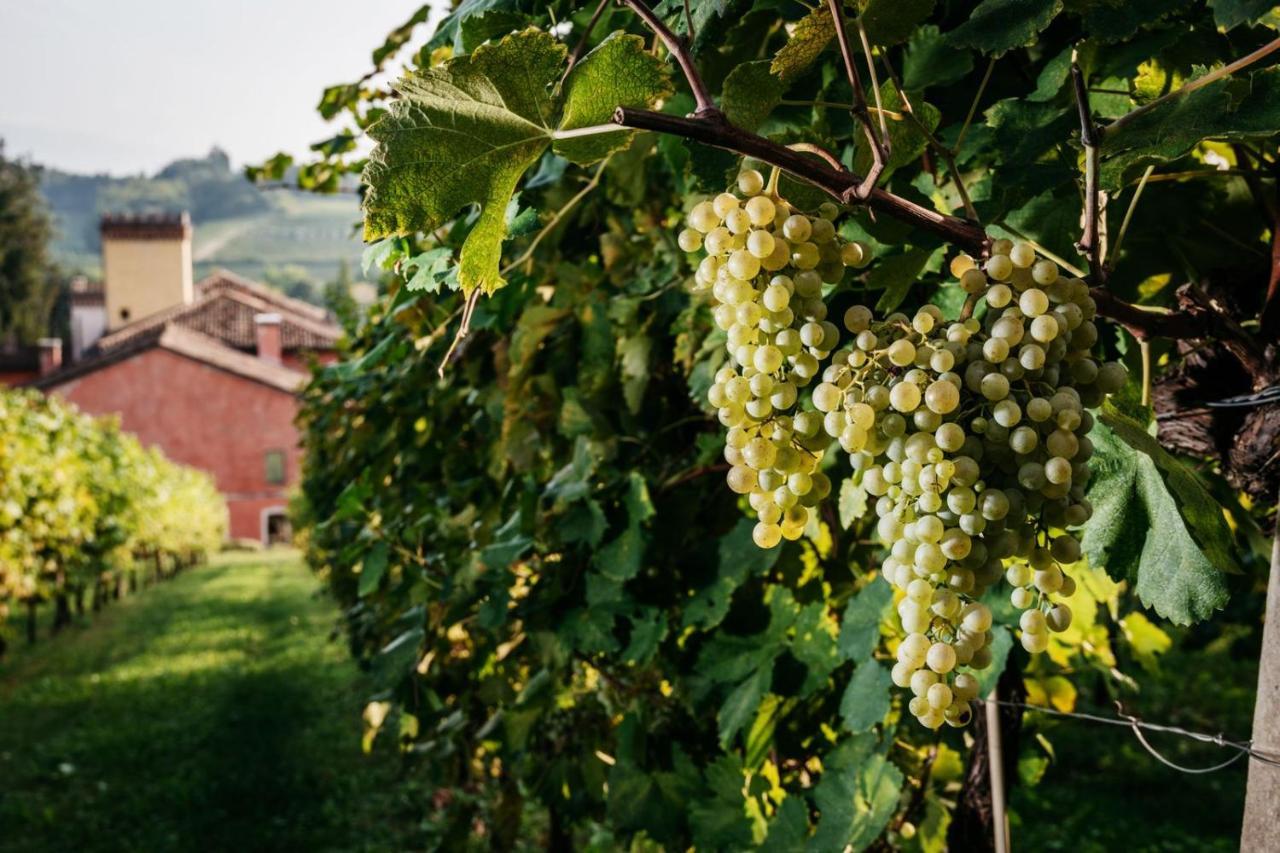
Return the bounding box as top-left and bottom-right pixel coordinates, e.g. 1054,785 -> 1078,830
987,688 -> 1009,853
1242,510 -> 1280,849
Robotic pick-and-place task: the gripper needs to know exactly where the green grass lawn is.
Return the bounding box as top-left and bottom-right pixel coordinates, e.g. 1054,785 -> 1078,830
0,551 -> 418,853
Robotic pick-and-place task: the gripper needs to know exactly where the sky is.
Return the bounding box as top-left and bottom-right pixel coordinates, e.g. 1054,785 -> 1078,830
0,0 -> 444,176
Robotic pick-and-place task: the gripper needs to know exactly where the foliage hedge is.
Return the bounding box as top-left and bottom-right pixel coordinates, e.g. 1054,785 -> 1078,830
288,1 -> 1280,849
0,389 -> 225,646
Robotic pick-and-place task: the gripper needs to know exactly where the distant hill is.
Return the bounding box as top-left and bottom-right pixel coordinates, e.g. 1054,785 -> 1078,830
39,148 -> 365,292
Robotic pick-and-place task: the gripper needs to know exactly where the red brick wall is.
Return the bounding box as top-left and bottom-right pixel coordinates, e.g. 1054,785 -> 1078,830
49,348 -> 302,542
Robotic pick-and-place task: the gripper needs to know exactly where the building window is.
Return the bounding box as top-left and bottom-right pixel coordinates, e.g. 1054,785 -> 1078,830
264,449 -> 286,485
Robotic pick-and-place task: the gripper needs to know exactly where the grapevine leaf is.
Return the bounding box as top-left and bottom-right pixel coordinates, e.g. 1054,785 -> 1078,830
459,10 -> 529,51
859,0 -> 936,47
839,661 -> 892,732
810,750 -> 903,852
1028,47 -> 1072,102
1098,406 -> 1241,575
839,580 -> 892,662
685,519 -> 782,629
1075,0 -> 1195,44
771,6 -> 833,83
985,99 -> 1074,170
793,602 -> 842,694
403,248 -> 454,292
555,33 -> 673,164
372,627 -> 425,687
1099,68 -> 1280,190
595,473 -> 654,581
1120,611 -> 1173,672
689,756 -> 755,850
365,29 -> 669,294
902,24 -> 974,91
1081,406 -> 1232,624
1209,0 -> 1279,29
722,60 -> 788,132
871,246 -> 941,313
764,797 -> 810,852
944,0 -> 1063,56
744,694 -> 783,769
363,30 -> 563,293
357,541 -> 389,597
429,0 -> 520,50
718,662 -> 774,746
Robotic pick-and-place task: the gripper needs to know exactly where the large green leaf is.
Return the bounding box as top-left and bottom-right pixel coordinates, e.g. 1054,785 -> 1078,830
718,662 -> 774,745
689,755 -> 756,849
871,246 -> 943,313
1099,67 -> 1280,190
556,33 -> 673,164
859,0 -> 936,46
839,580 -> 892,662
1209,0 -> 1279,29
902,24 -> 974,91
810,748 -> 904,852
1074,0 -> 1195,43
839,661 -> 892,732
722,61 -> 788,132
771,5 -> 833,83
685,518 -> 782,629
363,28 -> 669,293
357,541 -> 389,597
944,0 -> 1063,55
1081,405 -> 1233,624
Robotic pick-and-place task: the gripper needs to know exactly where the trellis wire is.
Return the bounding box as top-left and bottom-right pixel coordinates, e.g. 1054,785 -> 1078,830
974,698 -> 1280,774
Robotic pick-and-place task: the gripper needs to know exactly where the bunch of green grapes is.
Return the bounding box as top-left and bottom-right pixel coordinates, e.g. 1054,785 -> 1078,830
683,169 -> 870,548
820,239 -> 1125,728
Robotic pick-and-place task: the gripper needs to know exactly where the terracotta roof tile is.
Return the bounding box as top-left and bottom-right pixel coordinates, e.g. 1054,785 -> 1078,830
30,325 -> 307,394
94,269 -> 340,355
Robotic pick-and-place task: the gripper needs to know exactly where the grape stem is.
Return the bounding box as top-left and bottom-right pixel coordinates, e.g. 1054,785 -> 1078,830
826,0 -> 888,199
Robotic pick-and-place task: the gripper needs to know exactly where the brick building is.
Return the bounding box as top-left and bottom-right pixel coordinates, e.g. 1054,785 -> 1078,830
24,213 -> 341,543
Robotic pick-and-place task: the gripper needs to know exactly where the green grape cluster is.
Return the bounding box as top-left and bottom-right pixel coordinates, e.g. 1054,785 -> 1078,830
831,239 -> 1125,728
684,169 -> 871,549
688,187 -> 1127,728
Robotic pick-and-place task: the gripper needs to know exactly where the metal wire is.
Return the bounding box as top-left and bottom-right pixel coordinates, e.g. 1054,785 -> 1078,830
974,697 -> 1280,774
1205,385 -> 1280,408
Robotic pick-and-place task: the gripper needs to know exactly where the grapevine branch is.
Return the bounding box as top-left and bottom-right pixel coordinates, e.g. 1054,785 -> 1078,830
826,0 -> 887,198
611,0 -> 1260,346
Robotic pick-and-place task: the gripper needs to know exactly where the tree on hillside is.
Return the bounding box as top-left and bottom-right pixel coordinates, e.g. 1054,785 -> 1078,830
263,263 -> 319,304
0,142 -> 60,343
323,257 -> 358,328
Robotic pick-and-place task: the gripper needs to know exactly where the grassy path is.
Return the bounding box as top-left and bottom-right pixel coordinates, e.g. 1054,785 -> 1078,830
0,552 -> 414,853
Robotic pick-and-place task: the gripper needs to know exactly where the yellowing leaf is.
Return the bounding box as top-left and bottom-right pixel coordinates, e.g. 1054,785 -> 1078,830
1120,611 -> 1173,672
556,33 -> 673,164
771,6 -> 833,83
